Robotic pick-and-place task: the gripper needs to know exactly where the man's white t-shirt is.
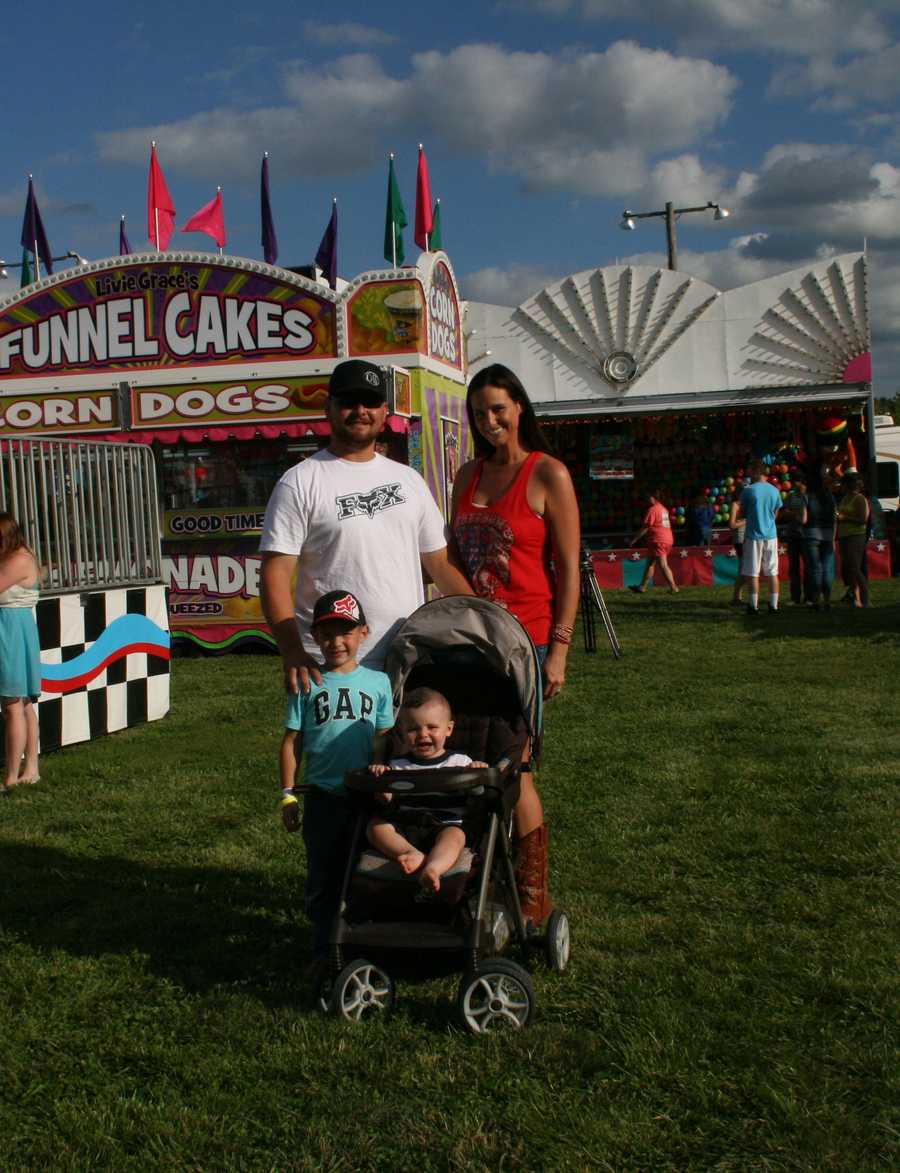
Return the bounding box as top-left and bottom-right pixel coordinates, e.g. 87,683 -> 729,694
259,450 -> 447,668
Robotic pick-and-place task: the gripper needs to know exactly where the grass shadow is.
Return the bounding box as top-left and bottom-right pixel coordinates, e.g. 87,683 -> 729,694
1,840 -> 309,1006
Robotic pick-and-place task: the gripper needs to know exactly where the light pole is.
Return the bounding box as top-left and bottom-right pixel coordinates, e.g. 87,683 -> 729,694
619,201 -> 730,271
0,251 -> 88,280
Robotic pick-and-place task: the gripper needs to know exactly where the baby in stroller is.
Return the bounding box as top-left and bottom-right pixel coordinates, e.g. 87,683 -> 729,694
367,687 -> 487,892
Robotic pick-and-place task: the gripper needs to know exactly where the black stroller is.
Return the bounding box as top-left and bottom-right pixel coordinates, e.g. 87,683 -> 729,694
319,596 -> 571,1033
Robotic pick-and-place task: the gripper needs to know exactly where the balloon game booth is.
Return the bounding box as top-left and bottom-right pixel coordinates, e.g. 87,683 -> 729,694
0,249 -> 468,653
464,252 -> 892,589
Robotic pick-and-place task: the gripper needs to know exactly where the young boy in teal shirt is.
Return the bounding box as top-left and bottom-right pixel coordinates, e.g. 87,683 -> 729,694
280,589 -> 394,960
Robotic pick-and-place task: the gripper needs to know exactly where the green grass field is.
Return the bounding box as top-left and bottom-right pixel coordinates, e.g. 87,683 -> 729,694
2,585 -> 899,1172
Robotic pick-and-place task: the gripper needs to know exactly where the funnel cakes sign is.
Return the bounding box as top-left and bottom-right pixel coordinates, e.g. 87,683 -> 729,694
0,257 -> 338,379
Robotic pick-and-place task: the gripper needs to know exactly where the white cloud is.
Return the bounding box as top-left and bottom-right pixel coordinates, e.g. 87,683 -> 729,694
506,0 -> 892,57
460,263 -> 566,305
724,143 -> 900,249
770,41 -> 900,108
302,21 -> 397,48
641,154 -> 730,207
96,40 -> 737,197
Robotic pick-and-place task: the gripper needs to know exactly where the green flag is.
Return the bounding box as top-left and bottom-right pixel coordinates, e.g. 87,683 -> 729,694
383,155 -> 407,267
20,249 -> 32,289
430,200 -> 442,251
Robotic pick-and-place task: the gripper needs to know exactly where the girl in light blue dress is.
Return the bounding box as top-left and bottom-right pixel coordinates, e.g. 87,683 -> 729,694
0,513 -> 41,793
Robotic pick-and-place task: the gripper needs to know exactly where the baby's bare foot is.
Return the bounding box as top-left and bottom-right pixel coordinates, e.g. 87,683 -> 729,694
420,864 -> 441,892
397,850 -> 425,875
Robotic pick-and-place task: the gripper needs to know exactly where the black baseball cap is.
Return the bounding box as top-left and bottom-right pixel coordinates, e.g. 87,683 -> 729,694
311,590 -> 367,628
328,360 -> 388,404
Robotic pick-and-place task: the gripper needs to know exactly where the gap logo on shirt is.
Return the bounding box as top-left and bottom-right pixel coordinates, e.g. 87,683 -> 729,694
313,688 -> 375,724
335,482 -> 406,520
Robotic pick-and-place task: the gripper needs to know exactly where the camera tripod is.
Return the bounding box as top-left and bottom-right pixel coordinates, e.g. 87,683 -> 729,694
580,547 -> 622,658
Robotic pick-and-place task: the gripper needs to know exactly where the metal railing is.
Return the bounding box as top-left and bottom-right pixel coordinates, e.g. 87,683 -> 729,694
0,437 -> 162,592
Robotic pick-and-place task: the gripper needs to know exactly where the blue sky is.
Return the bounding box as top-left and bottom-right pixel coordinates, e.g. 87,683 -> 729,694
2,0 -> 899,389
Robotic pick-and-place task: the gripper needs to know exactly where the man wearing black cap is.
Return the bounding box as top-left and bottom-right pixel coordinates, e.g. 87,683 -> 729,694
260,359 -> 472,691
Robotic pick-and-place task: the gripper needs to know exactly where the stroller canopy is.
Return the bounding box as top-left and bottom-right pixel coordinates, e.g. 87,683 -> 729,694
383,596 -> 543,744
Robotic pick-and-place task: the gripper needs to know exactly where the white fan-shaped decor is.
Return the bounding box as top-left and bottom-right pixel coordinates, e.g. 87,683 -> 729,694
510,266 -> 720,390
740,256 -> 870,386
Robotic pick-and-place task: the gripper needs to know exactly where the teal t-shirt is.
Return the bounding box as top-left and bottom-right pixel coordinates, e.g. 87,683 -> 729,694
741,481 -> 783,540
285,666 -> 394,793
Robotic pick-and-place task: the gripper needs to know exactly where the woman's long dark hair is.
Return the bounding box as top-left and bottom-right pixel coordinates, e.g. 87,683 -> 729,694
466,363 -> 555,459
0,513 -> 28,562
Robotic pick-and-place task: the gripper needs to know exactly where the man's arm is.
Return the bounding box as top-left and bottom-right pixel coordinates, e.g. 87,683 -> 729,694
259,551 -> 322,693
420,547 -> 475,597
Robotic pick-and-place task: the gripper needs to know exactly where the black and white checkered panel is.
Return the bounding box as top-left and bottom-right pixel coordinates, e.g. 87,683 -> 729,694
36,586 -> 170,754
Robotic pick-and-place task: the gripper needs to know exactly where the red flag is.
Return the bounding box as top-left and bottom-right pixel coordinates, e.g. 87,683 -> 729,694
147,143 -> 176,250
414,144 -> 433,251
182,189 -> 226,249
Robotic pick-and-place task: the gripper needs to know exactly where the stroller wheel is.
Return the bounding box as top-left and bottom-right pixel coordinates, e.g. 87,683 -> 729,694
544,909 -> 571,972
329,959 -> 395,1022
456,960 -> 535,1035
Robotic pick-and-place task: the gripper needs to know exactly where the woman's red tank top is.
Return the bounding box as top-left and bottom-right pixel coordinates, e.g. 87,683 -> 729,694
453,450 -> 555,644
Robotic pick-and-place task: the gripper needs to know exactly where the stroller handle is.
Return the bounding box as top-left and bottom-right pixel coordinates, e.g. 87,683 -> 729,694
343,764 -> 518,797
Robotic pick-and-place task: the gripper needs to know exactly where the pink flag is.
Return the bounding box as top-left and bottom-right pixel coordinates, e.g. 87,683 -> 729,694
147,143 -> 176,250
182,189 -> 226,249
414,144 -> 433,251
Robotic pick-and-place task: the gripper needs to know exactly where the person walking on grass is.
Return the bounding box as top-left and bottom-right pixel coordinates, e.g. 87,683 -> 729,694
629,490 -> 678,594
734,460 -> 783,614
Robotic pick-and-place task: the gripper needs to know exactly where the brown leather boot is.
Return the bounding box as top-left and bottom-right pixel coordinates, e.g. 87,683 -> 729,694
514,824 -> 552,926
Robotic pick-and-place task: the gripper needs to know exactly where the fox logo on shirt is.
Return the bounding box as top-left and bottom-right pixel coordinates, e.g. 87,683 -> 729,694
335,482 -> 405,520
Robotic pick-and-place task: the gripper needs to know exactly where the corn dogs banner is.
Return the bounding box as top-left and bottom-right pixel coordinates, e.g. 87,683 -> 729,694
0,388 -> 119,434
131,376 -> 328,428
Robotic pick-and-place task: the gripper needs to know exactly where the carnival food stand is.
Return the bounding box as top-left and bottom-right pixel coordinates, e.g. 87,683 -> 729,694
0,250 -> 468,651
465,253 -> 892,587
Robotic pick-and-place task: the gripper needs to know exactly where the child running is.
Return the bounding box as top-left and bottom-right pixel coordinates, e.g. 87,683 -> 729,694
280,590 -> 394,962
368,688 -> 486,892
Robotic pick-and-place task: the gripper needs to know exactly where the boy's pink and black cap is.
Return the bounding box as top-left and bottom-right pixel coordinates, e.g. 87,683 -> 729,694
311,590 -> 367,628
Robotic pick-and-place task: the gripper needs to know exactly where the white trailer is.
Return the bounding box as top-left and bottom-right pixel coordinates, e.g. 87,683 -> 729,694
874,415 -> 900,514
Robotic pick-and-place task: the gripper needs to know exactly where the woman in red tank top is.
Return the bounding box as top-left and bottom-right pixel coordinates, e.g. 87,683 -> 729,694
451,364 -> 580,926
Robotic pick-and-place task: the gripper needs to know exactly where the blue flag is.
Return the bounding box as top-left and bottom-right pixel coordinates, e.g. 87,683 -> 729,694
20,177 -> 53,275
315,200 -> 338,290
119,216 -> 132,256
261,155 -> 278,265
